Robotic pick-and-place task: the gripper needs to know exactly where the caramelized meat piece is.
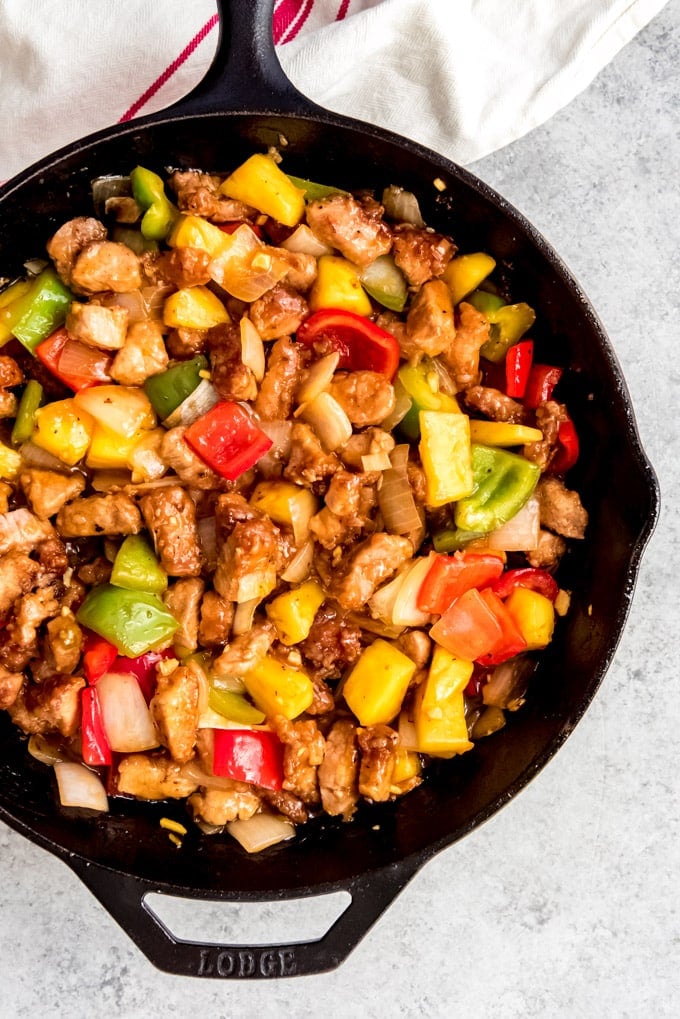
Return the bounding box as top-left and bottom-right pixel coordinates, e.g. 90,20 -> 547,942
283,423 -> 341,489
9,673 -> 85,737
523,400 -> 569,470
396,629 -> 432,683
0,551 -> 40,616
20,469 -> 86,520
308,674 -> 336,715
44,611 -> 83,674
299,603 -> 363,680
71,241 -> 142,294
169,170 -> 256,223
207,322 -> 258,402
318,718 -> 359,819
464,385 -> 528,424
66,302 -> 128,349
392,225 -> 455,286
150,664 -> 200,764
166,326 -> 208,358
213,620 -> 276,677
0,665 -> 24,711
143,246 -> 212,288
198,589 -> 234,649
357,724 -> 398,801
140,485 -> 203,576
261,789 -> 308,825
0,509 -> 56,556
340,427 -> 395,470
324,533 -> 413,612
526,529 -> 567,570
76,556 -> 112,587
306,193 -> 392,267
213,511 -> 281,603
249,283 -> 308,340
310,470 -> 378,551
535,476 -> 588,539
35,537 -> 69,587
117,752 -> 199,800
0,355 -> 23,388
163,578 -> 205,653
400,279 -> 456,359
271,715 -> 325,805
267,248 -> 317,292
46,216 -> 108,285
3,586 -> 61,667
329,371 -> 396,427
160,427 -> 221,489
254,336 -> 304,420
111,320 -> 169,386
188,784 -> 262,825
56,493 -> 142,537
440,300 -> 490,389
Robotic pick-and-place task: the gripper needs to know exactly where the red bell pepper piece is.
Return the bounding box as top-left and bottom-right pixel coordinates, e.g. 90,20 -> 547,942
82,632 -> 119,684
549,417 -> 580,474
430,587 -> 505,661
505,340 -> 533,398
111,647 -> 175,703
36,327 -> 113,392
491,567 -> 559,602
81,687 -> 112,766
475,589 -> 527,666
212,729 -> 284,791
184,400 -> 273,482
295,308 -> 401,380
523,363 -> 563,409
417,551 -> 505,615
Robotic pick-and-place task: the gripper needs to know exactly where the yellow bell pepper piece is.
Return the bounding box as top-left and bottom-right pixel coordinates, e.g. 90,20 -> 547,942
442,252 -> 496,305
242,653 -> 314,720
250,480 -> 319,539
220,154 -> 305,228
343,639 -> 416,726
32,399 -> 94,467
163,286 -> 230,330
469,421 -> 543,446
413,647 -> 474,758
0,280 -> 33,346
309,255 -> 372,316
391,746 -> 422,791
167,214 -> 231,258
419,410 -> 474,508
85,424 -> 142,470
74,385 -> 156,438
505,587 -> 555,649
0,440 -> 21,480
266,579 -> 325,646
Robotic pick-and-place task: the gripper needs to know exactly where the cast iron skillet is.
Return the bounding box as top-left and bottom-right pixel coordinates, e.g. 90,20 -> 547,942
0,0 -> 659,978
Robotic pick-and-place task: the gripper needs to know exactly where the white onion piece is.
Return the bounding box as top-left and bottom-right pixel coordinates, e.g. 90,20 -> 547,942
24,258 -> 48,276
197,516 -> 217,571
391,556 -> 434,628
380,379 -> 413,432
105,289 -> 148,324
288,489 -> 318,544
280,224 -> 333,257
295,351 -> 340,405
299,392 -> 352,452
163,379 -> 220,429
28,734 -> 70,766
382,185 -> 425,227
97,672 -> 159,752
255,418 -> 293,478
20,441 -> 71,471
54,762 -> 109,812
397,710 -> 419,752
234,569 -> 276,604
361,451 -> 393,472
240,317 -> 266,381
141,284 -> 174,319
280,540 -> 314,583
430,357 -> 458,396
210,224 -> 288,302
232,596 -> 261,635
227,813 -> 296,853
378,466 -> 423,536
368,567 -> 409,624
487,496 -> 540,551
182,758 -> 238,790
346,611 -> 405,639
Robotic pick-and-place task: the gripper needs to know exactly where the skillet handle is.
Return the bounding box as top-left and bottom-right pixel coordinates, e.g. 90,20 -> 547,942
67,857 -> 419,978
166,0 -> 320,119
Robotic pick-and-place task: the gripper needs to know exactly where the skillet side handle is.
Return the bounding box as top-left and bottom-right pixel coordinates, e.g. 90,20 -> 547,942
66,858 -> 419,978
168,0 -> 320,119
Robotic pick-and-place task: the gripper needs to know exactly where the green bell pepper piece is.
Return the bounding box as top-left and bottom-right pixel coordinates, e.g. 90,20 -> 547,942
76,583 -> 178,657
398,360 -> 460,441
7,268 -> 72,353
130,165 -> 178,242
432,527 -> 489,552
208,686 -> 265,725
11,380 -> 43,446
467,289 -> 536,363
454,443 -> 540,533
467,289 -> 504,317
143,355 -> 208,419
112,226 -> 159,255
359,254 -> 407,312
286,175 -> 349,201
110,535 -> 167,594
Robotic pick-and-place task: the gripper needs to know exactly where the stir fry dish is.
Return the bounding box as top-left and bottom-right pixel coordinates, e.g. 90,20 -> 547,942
0,154 -> 588,852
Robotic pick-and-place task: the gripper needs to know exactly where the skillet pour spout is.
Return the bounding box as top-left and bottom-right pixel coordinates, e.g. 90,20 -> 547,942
0,0 -> 659,979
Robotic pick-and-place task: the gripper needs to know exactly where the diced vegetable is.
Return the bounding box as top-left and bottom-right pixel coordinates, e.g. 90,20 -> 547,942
212,729 -> 284,790
475,589 -> 527,666
504,587 -> 556,649
419,411 -> 474,507
11,380 -> 43,445
110,534 -> 168,594
413,647 -> 473,757
76,584 -> 179,657
286,174 -> 348,201
130,165 -> 178,241
442,252 -> 496,305
265,579 -> 325,645
308,256 -> 373,316
250,480 -> 319,542
479,302 -> 536,363
1,268 -> 72,352
358,254 -> 408,312
398,361 -> 461,441
417,551 -> 505,615
184,400 -> 273,481
74,384 -> 156,438
54,762 -> 109,812
31,398 -> 95,466
143,355 -> 208,419
491,567 -> 559,602
524,363 -> 563,409
0,440 -> 21,480
85,423 -> 142,470
549,416 -> 580,474
505,339 -> 533,398
209,224 -> 289,302
36,328 -> 113,391
343,639 -> 416,726
163,285 -> 230,330
82,632 -> 119,684
168,214 -> 231,258
468,421 -> 543,446
96,670 -> 159,752
454,444 -> 540,533
227,813 -> 296,853
208,686 -> 265,725
220,154 -> 305,227
297,307 -> 400,379
81,687 -> 112,766
242,654 -> 314,720
429,587 -> 504,661
298,391 -> 353,452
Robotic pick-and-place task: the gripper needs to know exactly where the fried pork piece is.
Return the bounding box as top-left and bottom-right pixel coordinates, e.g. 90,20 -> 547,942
2,586 -> 61,670
310,470 -> 379,551
306,193 -> 392,267
308,674 -> 336,715
318,718 -> 359,819
0,666 -> 24,710
357,724 -> 398,801
46,216 -> 108,285
329,371 -> 396,427
322,532 -> 413,612
166,326 -> 208,358
0,355 -> 23,388
266,248 -> 317,292
283,422 -> 341,489
271,715 -> 326,805
0,551 -> 41,617
9,673 -> 85,737
141,246 -> 212,288
20,469 -> 86,520
254,335 -> 305,420
163,578 -> 205,653
400,279 -> 456,360
535,476 -> 588,539
396,629 -> 432,687
188,784 -> 262,826
44,611 -> 83,674
298,603 -> 364,681
0,508 -> 56,556
212,620 -> 276,677
439,300 -> 490,389
214,511 -> 281,602
0,390 -> 17,418
111,320 -> 169,386
117,752 -> 200,800
160,427 -> 221,489
198,589 -> 234,649
391,224 -> 455,286
261,788 -> 308,825
464,385 -> 528,424
150,663 -> 200,764
526,529 -> 567,570
169,170 -> 256,223
523,400 -> 569,470
340,427 -> 395,470
66,302 -> 128,350
55,492 -> 142,537
71,240 -> 142,294
140,485 -> 203,577
207,322 -> 258,402
35,537 -> 69,587
249,283 -> 309,340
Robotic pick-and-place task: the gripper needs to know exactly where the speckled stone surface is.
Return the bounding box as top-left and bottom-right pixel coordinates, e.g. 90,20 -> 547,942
1,4 -> 678,1016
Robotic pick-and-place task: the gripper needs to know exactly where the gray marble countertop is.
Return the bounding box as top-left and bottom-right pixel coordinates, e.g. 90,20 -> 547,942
2,3 -> 678,1016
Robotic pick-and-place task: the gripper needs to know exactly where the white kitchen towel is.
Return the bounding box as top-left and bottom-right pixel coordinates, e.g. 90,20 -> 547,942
1,0 -> 668,182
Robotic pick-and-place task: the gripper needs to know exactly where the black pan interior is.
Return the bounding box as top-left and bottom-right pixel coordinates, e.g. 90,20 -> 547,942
0,109 -> 657,897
